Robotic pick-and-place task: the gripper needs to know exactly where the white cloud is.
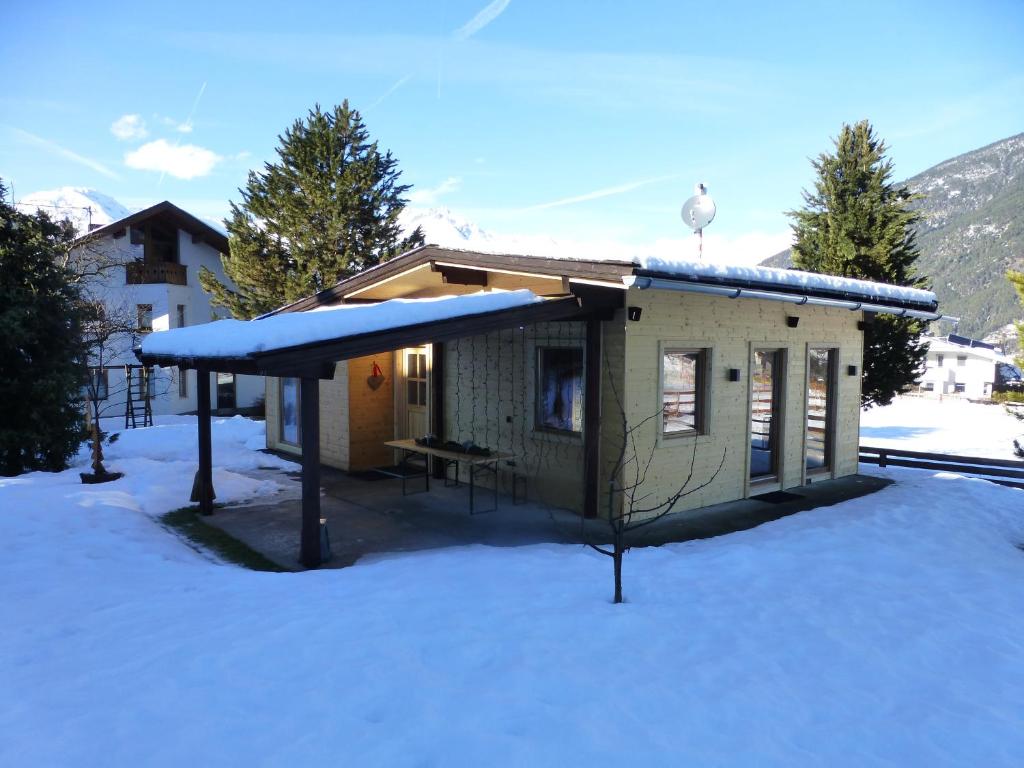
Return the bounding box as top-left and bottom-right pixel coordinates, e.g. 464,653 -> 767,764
159,115 -> 195,133
409,176 -> 462,205
110,114 -> 148,141
124,139 -> 222,179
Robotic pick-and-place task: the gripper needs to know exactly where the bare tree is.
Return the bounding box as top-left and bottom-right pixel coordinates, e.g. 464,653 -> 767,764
64,232 -> 172,480
585,357 -> 726,604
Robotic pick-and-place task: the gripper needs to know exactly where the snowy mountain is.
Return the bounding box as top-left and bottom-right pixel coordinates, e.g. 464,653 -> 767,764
762,132 -> 1024,337
15,187 -> 131,236
399,206 -> 567,257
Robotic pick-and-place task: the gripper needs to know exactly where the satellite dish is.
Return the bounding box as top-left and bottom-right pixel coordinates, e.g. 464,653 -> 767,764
681,183 -> 716,233
681,183 -> 716,259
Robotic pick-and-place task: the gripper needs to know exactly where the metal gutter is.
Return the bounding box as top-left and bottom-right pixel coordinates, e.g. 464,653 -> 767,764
623,275 -> 957,322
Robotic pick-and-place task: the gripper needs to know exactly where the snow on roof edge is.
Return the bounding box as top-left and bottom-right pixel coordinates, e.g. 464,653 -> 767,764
141,289 -> 543,360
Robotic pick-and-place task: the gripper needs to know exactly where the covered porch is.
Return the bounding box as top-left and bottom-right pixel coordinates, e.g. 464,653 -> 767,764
139,289 -> 615,567
198,462 -> 890,569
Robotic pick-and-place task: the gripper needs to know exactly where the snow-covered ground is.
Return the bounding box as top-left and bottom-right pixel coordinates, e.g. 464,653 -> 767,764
861,395 -> 1023,459
2,415 -> 1024,766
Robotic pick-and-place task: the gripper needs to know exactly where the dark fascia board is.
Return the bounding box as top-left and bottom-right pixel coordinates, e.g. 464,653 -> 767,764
137,296 -> 589,379
633,268 -> 940,313
271,245 -> 635,315
253,296 -> 588,372
75,201 -> 229,254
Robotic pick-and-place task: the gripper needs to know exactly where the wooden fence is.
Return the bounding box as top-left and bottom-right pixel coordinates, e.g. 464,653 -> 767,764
859,445 -> 1024,490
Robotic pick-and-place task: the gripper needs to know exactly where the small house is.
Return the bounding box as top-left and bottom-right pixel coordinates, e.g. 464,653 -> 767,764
74,201 -> 263,418
918,334 -> 1023,400
141,245 -> 943,566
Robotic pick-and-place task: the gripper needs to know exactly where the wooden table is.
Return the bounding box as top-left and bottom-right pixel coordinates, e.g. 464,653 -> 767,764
383,439 -> 515,514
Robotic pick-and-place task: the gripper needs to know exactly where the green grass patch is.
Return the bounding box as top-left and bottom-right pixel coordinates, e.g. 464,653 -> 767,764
160,506 -> 290,572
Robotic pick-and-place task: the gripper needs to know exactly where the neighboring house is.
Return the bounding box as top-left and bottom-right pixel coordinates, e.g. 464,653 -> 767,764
73,201 -> 263,418
918,334 -> 1023,400
144,245 -> 942,516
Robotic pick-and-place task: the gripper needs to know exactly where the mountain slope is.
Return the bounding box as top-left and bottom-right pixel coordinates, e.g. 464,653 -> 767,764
15,187 -> 131,236
763,133 -> 1024,337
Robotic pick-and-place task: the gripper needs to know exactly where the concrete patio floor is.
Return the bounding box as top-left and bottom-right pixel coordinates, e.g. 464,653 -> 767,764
202,464 -> 891,570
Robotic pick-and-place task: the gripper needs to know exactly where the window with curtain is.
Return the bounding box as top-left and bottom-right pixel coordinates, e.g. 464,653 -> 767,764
536,347 -> 583,434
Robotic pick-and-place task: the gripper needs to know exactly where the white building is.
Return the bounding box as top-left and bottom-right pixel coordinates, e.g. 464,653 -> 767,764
73,201 -> 263,419
918,334 -> 1022,400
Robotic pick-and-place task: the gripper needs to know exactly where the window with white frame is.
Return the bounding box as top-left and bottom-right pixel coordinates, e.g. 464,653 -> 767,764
535,347 -> 583,434
662,348 -> 709,435
957,355 -> 967,367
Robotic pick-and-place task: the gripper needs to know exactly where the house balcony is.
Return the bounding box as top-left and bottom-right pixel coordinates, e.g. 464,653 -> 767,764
126,261 -> 187,286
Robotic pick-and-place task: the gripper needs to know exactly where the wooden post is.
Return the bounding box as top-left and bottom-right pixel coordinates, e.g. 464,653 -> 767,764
195,368 -> 215,515
299,376 -> 322,568
583,315 -> 602,518
431,342 -> 446,479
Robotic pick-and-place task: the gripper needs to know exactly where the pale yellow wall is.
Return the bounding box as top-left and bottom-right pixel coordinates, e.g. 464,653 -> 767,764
617,289 -> 863,519
264,365 -> 350,468
443,322 -> 588,512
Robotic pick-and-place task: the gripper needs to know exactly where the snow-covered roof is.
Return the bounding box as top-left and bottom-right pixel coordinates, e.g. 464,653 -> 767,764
634,257 -> 937,306
141,290 -> 542,359
308,245 -> 938,313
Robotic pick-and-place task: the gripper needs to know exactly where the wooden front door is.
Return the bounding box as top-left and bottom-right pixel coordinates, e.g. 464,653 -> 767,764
396,346 -> 430,439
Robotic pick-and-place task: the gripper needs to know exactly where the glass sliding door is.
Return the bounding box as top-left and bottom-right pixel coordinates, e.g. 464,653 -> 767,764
750,349 -> 784,481
806,348 -> 837,474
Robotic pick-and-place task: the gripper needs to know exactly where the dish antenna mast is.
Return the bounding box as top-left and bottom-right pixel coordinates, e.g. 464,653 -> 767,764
681,183 -> 716,259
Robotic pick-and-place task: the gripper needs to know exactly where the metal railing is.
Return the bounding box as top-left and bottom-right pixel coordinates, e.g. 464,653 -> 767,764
859,445 -> 1024,490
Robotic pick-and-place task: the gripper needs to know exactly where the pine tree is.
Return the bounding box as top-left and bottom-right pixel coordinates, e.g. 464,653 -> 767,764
1007,269 -> 1024,369
0,180 -> 86,475
201,102 -> 424,319
788,121 -> 930,409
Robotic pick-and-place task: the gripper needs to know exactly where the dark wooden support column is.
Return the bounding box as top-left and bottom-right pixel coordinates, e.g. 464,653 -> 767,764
431,342 -> 446,479
583,315 -> 602,518
299,376 -> 322,568
194,368 -> 215,515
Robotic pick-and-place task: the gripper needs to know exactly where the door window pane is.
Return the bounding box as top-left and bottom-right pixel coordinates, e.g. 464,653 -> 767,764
751,350 -> 782,479
806,348 -> 836,473
280,377 -> 300,445
663,350 -> 707,434
536,348 -> 583,433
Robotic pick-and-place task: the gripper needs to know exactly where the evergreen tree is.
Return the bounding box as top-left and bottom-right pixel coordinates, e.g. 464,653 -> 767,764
0,180 -> 86,475
788,121 -> 930,409
1007,269 -> 1024,369
201,102 -> 424,318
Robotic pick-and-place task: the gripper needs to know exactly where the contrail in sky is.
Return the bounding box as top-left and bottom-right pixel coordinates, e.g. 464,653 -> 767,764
8,126 -> 120,180
368,0 -> 512,110
160,81 -> 207,187
453,0 -> 512,40
520,174 -> 681,212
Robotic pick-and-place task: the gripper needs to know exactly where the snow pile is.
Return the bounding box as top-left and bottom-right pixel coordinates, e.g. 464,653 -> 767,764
142,289 -> 542,359
861,396 -> 1024,460
15,187 -> 131,235
2,416 -> 1024,764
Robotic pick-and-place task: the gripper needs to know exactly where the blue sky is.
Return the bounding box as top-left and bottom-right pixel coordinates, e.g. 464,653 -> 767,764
2,0 -> 1022,255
